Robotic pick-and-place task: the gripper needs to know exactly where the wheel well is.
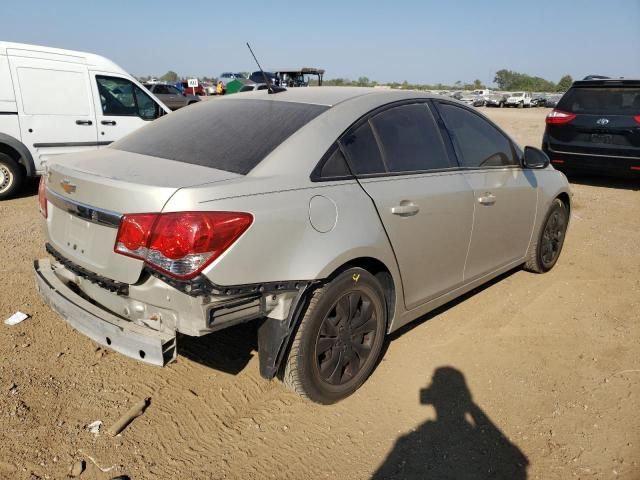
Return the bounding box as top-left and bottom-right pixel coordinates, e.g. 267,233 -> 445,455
0,143 -> 24,171
556,192 -> 571,215
328,257 -> 396,331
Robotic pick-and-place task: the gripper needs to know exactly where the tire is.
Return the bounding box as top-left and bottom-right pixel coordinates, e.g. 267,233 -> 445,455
524,198 -> 569,273
283,268 -> 387,404
518,101 -> 524,108
0,153 -> 24,200
499,102 -> 504,108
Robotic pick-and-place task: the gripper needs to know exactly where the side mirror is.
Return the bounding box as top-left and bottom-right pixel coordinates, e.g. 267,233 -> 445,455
523,146 -> 550,169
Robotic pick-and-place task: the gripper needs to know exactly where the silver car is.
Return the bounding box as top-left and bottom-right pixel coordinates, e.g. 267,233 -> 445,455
35,88 -> 570,404
143,84 -> 200,110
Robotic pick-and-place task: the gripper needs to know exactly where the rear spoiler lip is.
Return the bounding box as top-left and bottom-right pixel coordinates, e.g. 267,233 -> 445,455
571,79 -> 640,88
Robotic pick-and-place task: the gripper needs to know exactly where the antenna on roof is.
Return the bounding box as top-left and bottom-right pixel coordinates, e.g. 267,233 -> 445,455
246,42 -> 286,94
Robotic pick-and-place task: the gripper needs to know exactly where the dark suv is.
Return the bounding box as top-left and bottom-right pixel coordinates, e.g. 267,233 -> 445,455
542,78 -> 640,177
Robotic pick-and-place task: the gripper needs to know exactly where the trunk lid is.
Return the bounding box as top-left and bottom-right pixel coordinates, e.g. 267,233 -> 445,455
45,148 -> 241,284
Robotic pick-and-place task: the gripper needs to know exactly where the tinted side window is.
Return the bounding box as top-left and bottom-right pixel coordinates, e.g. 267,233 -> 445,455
340,122 -> 385,175
154,85 -> 169,94
437,103 -> 517,168
318,146 -> 352,179
370,103 -> 451,172
96,76 -> 160,120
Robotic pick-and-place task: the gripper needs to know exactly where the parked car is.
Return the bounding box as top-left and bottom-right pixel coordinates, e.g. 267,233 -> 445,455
35,88 -> 570,404
531,94 -> 547,107
486,93 -> 509,108
143,84 -> 200,110
0,41 -> 170,199
505,92 -> 532,108
249,71 -> 277,85
238,83 -> 269,92
472,95 -> 488,107
219,72 -> 246,85
544,94 -> 562,108
179,81 -> 207,97
542,78 -> 640,177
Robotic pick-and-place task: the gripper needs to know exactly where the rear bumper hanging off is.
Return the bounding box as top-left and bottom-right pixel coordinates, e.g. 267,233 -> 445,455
34,258 -> 176,366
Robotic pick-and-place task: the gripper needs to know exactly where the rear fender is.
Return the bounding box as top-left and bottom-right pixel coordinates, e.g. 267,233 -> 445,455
0,132 -> 36,176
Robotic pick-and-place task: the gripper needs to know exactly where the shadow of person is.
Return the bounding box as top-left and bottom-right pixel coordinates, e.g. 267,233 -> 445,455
372,367 -> 529,480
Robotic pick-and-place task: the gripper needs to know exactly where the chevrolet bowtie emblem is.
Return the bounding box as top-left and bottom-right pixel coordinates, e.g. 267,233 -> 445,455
60,180 -> 77,194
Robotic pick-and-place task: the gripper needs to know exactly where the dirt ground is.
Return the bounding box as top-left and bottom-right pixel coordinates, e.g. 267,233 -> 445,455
1,107 -> 639,480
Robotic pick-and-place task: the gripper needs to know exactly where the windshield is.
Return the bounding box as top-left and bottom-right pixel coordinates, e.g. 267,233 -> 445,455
512,92 -> 524,96
112,99 -> 328,174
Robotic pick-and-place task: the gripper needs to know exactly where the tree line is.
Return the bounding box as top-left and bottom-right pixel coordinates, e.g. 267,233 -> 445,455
138,69 -> 574,93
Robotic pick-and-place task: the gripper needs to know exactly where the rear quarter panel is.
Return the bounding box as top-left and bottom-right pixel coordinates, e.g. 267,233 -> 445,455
163,181 -> 402,289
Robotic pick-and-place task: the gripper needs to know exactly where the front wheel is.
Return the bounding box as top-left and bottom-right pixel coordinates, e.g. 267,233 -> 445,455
525,198 -> 569,273
283,268 -> 387,404
0,153 -> 24,200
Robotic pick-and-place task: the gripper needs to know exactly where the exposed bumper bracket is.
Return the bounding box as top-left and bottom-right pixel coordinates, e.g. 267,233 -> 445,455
34,258 -> 176,366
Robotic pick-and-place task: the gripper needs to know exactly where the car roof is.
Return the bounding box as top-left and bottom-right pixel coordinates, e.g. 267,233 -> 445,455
0,41 -> 127,74
222,86 -> 437,107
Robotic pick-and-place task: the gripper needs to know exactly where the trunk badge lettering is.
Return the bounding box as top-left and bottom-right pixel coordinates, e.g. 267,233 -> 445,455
596,118 -> 609,126
60,180 -> 77,194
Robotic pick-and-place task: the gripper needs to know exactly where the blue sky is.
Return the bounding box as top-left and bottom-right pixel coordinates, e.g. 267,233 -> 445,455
3,0 -> 639,85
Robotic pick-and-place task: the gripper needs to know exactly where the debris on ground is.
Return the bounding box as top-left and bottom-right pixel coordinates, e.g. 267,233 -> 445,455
4,311 -> 29,326
85,420 -> 102,435
107,397 -> 151,437
68,459 -> 85,477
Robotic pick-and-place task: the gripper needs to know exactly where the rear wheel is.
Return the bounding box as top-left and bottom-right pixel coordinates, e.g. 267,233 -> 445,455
283,268 -> 387,404
525,198 -> 569,273
518,101 -> 524,108
0,153 -> 24,200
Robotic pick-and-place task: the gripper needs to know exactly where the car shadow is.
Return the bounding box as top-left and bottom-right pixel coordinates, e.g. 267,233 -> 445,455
565,172 -> 639,191
371,367 -> 529,479
387,267 -> 520,343
13,176 -> 40,199
178,321 -> 258,375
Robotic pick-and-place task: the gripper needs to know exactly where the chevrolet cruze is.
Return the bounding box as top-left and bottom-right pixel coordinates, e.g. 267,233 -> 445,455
35,87 -> 570,404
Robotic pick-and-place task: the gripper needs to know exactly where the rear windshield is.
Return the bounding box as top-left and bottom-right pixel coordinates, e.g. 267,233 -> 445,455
112,99 -> 328,174
557,87 -> 640,115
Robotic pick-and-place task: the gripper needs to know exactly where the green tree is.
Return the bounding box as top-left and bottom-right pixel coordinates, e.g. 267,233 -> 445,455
356,76 -> 371,87
473,79 -> 484,89
556,75 -> 573,92
160,70 -> 179,82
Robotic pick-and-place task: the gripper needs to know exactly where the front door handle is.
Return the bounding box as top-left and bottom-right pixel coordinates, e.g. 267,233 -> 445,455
101,120 -> 117,126
75,120 -> 93,126
477,193 -> 496,205
391,202 -> 420,217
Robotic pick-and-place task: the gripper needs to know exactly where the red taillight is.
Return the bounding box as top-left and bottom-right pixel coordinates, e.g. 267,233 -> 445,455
546,109 -> 576,125
38,176 -> 47,218
551,159 -> 565,164
115,211 -> 253,279
634,115 -> 640,124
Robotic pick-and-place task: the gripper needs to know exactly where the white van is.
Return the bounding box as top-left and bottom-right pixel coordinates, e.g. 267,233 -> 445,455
0,42 -> 170,199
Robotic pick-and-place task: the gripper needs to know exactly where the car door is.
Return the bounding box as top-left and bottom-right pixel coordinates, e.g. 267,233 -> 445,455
9,55 -> 98,166
340,102 -> 475,310
434,101 -> 538,282
90,73 -> 164,145
164,85 -> 187,109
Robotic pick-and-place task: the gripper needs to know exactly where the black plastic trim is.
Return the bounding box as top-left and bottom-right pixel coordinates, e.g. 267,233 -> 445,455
46,188 -> 122,227
34,141 -> 112,148
46,243 -> 129,295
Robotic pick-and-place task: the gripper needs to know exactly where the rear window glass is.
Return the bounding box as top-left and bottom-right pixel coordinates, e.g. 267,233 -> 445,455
557,87 -> 640,115
112,99 -> 328,174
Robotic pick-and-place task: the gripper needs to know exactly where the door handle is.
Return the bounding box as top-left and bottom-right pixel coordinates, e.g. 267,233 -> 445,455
75,120 -> 93,126
391,203 -> 420,217
101,120 -> 117,126
477,193 -> 496,205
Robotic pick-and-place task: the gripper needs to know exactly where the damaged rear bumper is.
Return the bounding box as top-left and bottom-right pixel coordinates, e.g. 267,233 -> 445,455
34,258 -> 177,366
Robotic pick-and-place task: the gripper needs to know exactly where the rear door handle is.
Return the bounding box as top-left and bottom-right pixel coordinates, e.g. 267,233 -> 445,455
101,120 -> 117,126
477,193 -> 496,205
75,120 -> 93,126
391,203 -> 420,217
